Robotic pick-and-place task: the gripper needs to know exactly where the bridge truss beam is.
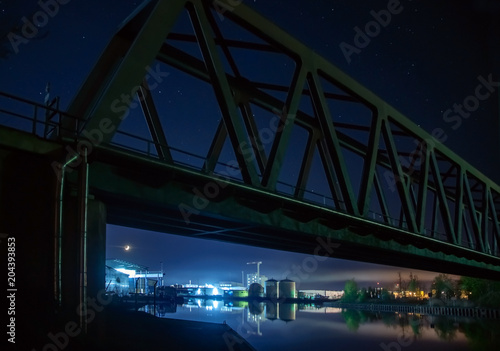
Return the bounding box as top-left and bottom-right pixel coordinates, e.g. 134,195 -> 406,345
54,0 -> 500,261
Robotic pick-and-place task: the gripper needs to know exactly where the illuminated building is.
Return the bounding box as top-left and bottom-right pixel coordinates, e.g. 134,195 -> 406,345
247,273 -> 268,288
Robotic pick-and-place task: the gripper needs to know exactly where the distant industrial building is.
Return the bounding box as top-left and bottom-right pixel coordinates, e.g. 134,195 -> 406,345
298,290 -> 344,300
224,289 -> 248,298
219,281 -> 244,289
220,281 -> 247,298
175,284 -> 220,297
247,273 -> 268,288
105,258 -> 164,294
105,265 -> 130,296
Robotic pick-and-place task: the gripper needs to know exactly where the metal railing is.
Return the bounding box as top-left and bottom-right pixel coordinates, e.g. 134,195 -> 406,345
0,90 -> 495,256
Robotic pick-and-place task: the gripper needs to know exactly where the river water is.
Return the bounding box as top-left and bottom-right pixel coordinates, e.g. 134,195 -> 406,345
140,299 -> 500,350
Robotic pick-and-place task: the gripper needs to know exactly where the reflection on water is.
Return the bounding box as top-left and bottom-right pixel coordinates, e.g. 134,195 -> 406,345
139,300 -> 500,350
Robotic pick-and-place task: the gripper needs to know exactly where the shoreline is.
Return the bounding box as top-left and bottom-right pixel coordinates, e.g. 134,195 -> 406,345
325,301 -> 500,319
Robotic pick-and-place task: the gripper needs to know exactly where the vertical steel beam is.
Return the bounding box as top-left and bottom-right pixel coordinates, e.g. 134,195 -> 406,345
488,190 -> 500,256
415,146 -> 430,234
454,169 -> 464,245
431,194 -> 439,238
429,152 -> 457,244
464,175 -> 485,252
482,186 -> 491,254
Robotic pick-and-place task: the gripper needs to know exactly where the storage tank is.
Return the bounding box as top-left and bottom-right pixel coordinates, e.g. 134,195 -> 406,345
248,283 -> 264,297
278,303 -> 296,322
279,279 -> 296,299
265,279 -> 279,299
265,301 -> 278,320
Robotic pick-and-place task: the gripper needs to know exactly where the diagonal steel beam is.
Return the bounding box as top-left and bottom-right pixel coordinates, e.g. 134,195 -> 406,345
488,189 -> 500,255
240,103 -> 268,174
203,119 -> 227,173
53,0 -> 500,254
317,138 -> 344,210
358,113 -> 382,217
373,171 -> 393,226
188,0 -> 260,185
295,132 -> 316,199
261,65 -> 308,190
137,80 -> 172,162
68,0 -> 186,143
464,175 -> 485,252
307,72 -> 358,215
381,118 -> 417,232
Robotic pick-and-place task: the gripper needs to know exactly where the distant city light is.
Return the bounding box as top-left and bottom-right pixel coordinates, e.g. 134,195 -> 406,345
115,268 -> 136,277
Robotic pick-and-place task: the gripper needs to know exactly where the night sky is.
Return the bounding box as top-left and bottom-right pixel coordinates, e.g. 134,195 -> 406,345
2,0 -> 499,290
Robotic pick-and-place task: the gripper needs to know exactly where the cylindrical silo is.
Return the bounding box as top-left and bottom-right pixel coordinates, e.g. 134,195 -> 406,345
279,279 -> 296,299
265,278 -> 279,299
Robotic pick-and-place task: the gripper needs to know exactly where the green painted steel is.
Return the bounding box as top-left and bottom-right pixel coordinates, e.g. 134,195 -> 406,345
1,0 -> 499,277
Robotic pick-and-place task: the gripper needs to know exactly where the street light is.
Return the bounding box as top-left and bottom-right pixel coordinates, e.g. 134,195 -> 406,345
124,245 -> 131,251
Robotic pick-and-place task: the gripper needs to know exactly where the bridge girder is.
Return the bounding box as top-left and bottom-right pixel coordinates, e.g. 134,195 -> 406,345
4,0 -> 499,269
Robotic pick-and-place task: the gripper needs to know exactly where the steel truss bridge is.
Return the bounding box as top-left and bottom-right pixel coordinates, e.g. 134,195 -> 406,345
1,0 -> 500,343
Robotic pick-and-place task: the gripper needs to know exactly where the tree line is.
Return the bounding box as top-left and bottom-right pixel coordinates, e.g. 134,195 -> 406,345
341,273 -> 500,307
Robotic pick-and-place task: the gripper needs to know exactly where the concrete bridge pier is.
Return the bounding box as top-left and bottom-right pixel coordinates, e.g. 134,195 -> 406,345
0,148 -> 106,349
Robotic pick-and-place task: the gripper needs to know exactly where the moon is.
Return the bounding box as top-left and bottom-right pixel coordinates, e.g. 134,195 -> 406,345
124,245 -> 131,251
